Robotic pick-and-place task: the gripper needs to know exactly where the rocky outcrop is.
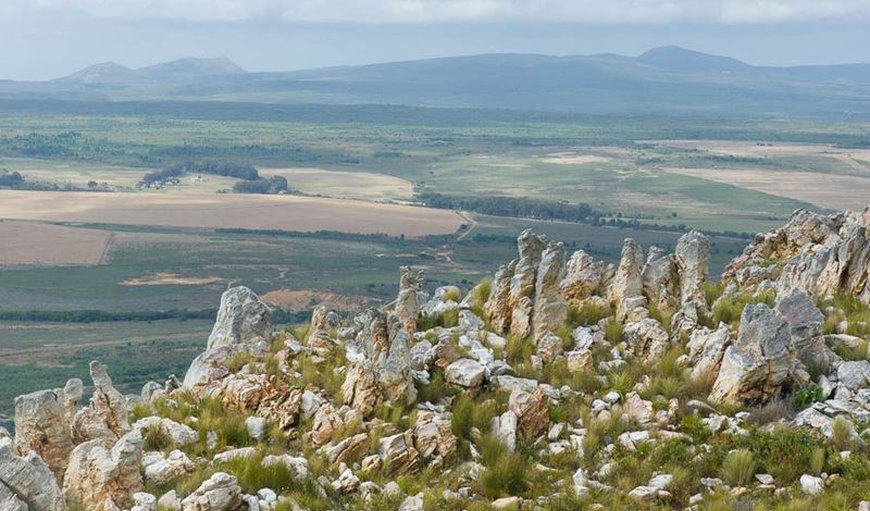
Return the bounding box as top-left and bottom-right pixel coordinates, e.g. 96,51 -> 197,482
306,305 -> 341,358
342,310 -> 415,417
413,411 -> 456,467
395,267 -> 425,334
484,260 -> 517,334
183,286 -> 273,389
0,438 -> 65,511
379,431 -> 420,475
71,361 -> 131,444
724,208 -> 870,304
13,387 -> 75,475
675,230 -> 711,309
143,450 -> 195,486
63,430 -> 144,511
686,324 -> 730,379
776,288 -> 838,373
561,250 -> 614,308
509,230 -> 548,338
532,242 -> 568,340
709,304 -> 794,405
623,318 -> 671,364
610,239 -> 648,322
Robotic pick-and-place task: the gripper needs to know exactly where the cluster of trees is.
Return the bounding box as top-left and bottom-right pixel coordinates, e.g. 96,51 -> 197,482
0,169 -> 25,188
418,192 -> 604,223
139,160 -> 261,187
232,175 -> 290,194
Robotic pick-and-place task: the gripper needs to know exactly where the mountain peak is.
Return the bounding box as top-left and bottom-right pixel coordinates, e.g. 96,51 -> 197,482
58,62 -> 134,83
137,56 -> 246,78
638,45 -> 749,73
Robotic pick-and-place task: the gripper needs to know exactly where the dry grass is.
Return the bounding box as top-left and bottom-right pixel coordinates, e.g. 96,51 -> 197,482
259,167 -> 414,201
0,190 -> 464,237
0,220 -> 111,266
665,167 -> 870,211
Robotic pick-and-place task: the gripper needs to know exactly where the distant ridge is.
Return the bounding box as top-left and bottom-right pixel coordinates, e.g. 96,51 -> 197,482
3,47 -> 868,119
56,56 -> 245,84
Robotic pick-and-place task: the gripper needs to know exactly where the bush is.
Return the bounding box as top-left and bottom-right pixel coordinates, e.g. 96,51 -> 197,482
604,320 -> 624,344
570,302 -> 611,326
476,434 -> 530,498
831,416 -> 854,451
720,449 -> 755,486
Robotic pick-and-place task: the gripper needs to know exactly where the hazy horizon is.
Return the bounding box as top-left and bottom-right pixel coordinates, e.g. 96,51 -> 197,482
1,1 -> 869,80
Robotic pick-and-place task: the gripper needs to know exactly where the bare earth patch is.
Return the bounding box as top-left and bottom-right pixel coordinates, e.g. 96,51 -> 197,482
0,190 -> 464,237
666,168 -> 870,211
121,272 -> 223,286
0,220 -> 112,266
259,167 -> 414,201
260,289 -> 371,311
542,152 -> 611,165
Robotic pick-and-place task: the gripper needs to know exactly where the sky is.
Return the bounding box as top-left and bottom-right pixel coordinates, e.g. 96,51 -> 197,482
1,0 -> 869,80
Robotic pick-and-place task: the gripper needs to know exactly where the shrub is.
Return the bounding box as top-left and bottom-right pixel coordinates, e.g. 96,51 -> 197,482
720,449 -> 755,486
143,425 -> 173,451
607,369 -> 635,395
746,399 -> 794,425
470,278 -> 492,316
741,425 -> 818,483
604,320 -> 624,344
224,351 -> 253,373
702,281 -> 725,306
571,302 -> 611,326
476,434 -> 530,498
810,447 -> 826,475
791,384 -> 823,410
831,416 -> 854,451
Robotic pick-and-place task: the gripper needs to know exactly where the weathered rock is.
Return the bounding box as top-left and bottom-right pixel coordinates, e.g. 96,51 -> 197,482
180,472 -> 244,511
622,391 -> 654,424
325,433 -> 368,465
533,241 -> 568,340
561,249 -> 614,307
686,324 -> 730,379
331,468 -> 360,494
63,430 -> 144,511
13,389 -> 74,475
379,431 -> 420,475
675,230 -> 710,309
255,385 -> 303,432
509,230 -> 548,338
776,288 -> 837,372
642,245 -> 678,311
342,309 -> 416,417
395,267 -> 425,334
799,474 -> 824,496
508,388 -> 549,440
311,404 -> 345,446
261,454 -> 308,480
724,208 -> 870,304
0,438 -> 65,511
710,304 -> 793,405
492,411 -> 518,451
413,411 -> 456,463
837,361 -> 870,391
206,286 -> 273,352
565,348 -> 593,372
143,450 -> 195,486
0,482 -> 27,511
623,318 -> 671,364
444,359 -> 486,388
535,332 -> 564,364
133,417 -> 197,447
183,286 -> 273,389
611,239 -> 648,322
72,361 -> 131,444
485,260 -> 518,334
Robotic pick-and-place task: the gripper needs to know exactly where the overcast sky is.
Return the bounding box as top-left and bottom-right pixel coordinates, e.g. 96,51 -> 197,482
2,0 -> 869,80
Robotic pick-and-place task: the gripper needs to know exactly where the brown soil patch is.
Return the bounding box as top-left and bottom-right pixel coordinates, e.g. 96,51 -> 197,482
0,220 -> 112,266
0,191 -> 464,237
121,272 -> 223,286
260,289 -> 370,311
666,168 -> 870,211
543,152 -> 611,165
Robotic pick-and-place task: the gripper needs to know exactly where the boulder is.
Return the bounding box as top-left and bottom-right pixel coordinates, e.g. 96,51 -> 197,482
444,359 -> 486,388
623,318 -> 671,364
13,388 -> 74,475
799,474 -> 824,496
686,324 -> 730,379
535,333 -> 564,364
709,304 -> 793,405
63,430 -> 144,511
485,260 -> 518,334
492,411 -> 518,451
0,482 -> 27,511
776,288 -> 837,372
837,361 -> 870,391
0,438 -> 65,511
674,230 -> 710,309
413,410 -> 457,463
508,388 -> 549,440
509,230 -> 548,338
180,472 -> 244,511
642,245 -> 678,311
379,431 -> 420,475
143,450 -> 195,486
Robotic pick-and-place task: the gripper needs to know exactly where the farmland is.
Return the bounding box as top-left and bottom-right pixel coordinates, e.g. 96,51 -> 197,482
0,102 -> 868,415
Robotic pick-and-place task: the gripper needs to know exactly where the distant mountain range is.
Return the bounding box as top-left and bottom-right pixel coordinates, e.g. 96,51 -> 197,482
2,47 -> 869,119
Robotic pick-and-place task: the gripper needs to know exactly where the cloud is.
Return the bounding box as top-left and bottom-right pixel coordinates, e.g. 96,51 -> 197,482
6,0 -> 870,23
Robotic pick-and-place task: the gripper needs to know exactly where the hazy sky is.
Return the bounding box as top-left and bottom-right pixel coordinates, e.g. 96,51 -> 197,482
2,0 -> 869,80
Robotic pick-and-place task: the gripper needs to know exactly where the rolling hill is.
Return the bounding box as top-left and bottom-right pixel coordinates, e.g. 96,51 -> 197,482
1,47 -> 869,118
